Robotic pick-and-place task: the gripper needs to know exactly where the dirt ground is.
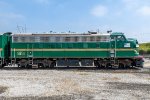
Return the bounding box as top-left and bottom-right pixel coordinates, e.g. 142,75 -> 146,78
0,60 -> 150,100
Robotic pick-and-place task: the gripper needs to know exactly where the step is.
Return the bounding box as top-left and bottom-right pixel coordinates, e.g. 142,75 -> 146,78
32,64 -> 38,68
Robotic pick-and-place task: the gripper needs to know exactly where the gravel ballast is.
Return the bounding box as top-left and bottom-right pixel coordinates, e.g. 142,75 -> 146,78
0,63 -> 149,100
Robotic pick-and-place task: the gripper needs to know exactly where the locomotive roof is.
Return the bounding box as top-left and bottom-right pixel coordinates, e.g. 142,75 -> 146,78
12,33 -> 110,36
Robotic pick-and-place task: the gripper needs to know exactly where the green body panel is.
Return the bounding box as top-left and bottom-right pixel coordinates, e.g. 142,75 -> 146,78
10,32 -> 140,59
10,42 -> 139,58
11,50 -> 109,58
0,33 -> 11,58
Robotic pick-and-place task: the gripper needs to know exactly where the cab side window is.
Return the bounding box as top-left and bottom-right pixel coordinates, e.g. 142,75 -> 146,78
117,36 -> 125,41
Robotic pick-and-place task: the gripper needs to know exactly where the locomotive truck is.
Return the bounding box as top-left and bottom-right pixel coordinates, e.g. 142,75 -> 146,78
0,31 -> 144,68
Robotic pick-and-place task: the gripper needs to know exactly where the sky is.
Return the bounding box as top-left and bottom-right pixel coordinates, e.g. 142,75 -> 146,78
0,0 -> 150,43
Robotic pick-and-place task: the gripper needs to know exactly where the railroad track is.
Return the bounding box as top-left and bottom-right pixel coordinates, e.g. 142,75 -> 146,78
1,66 -> 149,74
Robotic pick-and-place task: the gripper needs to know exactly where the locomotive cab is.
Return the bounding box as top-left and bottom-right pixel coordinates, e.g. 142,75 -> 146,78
110,32 -> 144,68
110,32 -> 139,56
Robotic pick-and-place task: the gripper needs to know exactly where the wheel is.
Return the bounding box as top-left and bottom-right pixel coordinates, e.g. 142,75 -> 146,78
0,64 -> 4,69
26,64 -> 32,69
125,65 -> 130,69
20,65 -> 26,69
38,63 -> 45,69
50,62 -> 56,68
106,63 -> 112,69
94,61 -> 101,68
119,63 -> 125,69
140,65 -> 144,68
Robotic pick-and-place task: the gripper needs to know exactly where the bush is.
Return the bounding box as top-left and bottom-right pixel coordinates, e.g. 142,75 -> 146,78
147,49 -> 150,54
139,50 -> 146,55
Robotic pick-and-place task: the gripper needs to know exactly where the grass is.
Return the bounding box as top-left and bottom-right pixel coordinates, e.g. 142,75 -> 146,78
139,43 -> 150,54
139,43 -> 150,51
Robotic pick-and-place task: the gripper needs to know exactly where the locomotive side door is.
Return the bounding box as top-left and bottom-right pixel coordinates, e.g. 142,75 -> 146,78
38,43 -> 43,58
109,34 -> 118,66
110,35 -> 126,58
32,43 -> 43,58
27,44 -> 33,57
110,36 -> 117,58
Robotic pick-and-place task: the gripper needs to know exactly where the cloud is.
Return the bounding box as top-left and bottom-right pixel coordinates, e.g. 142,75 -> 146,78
136,6 -> 150,16
91,5 -> 108,17
122,0 -> 140,9
122,0 -> 150,16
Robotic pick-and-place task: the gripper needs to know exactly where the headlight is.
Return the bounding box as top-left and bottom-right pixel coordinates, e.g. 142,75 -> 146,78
136,44 -> 139,47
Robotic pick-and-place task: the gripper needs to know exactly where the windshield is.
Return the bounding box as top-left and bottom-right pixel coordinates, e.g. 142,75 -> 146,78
136,40 -> 139,44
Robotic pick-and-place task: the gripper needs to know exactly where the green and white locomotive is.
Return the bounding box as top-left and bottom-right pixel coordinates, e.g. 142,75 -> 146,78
0,31 -> 144,68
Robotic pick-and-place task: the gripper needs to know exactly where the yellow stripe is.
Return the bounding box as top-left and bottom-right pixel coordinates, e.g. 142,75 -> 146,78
11,48 -> 135,52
